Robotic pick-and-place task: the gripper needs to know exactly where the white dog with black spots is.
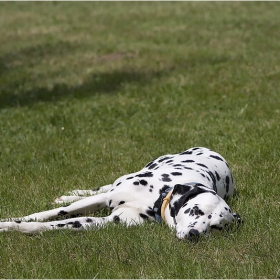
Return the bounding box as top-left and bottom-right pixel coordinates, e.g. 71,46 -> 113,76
0,147 -> 241,239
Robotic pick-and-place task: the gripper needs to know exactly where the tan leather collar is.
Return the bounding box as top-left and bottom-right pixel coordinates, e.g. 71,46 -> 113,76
160,189 -> 173,223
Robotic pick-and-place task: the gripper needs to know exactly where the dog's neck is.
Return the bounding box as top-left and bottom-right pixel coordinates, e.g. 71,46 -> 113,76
153,182 -> 203,227
153,187 -> 173,223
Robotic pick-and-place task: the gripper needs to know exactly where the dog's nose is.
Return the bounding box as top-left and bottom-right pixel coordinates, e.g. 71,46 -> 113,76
187,229 -> 200,239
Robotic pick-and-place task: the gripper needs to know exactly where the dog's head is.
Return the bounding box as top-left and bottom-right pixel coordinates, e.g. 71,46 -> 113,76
169,183 -> 241,240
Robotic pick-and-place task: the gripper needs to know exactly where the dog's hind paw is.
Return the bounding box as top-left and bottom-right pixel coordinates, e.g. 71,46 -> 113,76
53,195 -> 83,204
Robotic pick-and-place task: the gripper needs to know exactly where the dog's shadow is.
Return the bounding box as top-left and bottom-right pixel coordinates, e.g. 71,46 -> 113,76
0,70 -> 164,109
0,42 -> 168,109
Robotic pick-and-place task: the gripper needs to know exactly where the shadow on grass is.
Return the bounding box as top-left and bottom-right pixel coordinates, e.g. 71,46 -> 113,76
0,70 -> 165,109
0,42 -> 167,109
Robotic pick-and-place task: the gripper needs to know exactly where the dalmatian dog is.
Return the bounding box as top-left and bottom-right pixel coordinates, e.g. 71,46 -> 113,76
0,147 -> 241,239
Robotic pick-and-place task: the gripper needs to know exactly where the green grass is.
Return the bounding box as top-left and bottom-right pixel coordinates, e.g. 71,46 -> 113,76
0,1 -> 279,278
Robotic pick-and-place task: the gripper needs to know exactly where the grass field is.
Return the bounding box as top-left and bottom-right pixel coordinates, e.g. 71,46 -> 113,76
0,1 -> 279,278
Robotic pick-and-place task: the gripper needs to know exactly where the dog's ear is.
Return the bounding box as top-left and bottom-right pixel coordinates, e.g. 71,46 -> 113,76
170,184 -> 210,217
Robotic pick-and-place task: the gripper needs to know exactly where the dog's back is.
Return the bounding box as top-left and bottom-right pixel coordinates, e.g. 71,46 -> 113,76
112,147 -> 234,201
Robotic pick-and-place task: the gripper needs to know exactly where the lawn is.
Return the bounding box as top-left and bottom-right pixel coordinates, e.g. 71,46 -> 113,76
0,1 -> 279,278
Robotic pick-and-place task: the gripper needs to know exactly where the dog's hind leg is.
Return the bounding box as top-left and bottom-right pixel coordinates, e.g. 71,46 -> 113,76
0,206 -> 148,234
0,216 -> 110,234
54,184 -> 112,204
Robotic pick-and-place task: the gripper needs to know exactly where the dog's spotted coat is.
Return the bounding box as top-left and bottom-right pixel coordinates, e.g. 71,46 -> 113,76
0,147 -> 241,239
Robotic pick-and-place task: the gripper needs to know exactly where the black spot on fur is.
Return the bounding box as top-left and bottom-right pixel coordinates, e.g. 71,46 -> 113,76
210,155 -> 224,161
116,182 -> 122,186
145,161 -> 154,168
162,173 -> 170,177
58,210 -> 68,216
140,179 -> 148,186
196,163 -> 208,168
166,160 -> 174,164
148,163 -> 158,170
133,181 -> 139,185
136,172 -> 153,178
181,160 -> 195,163
171,172 -> 182,176
139,213 -> 149,220
197,152 -> 203,155
126,176 -> 134,180
206,170 -> 217,192
109,200 -> 112,206
71,221 -> 82,228
188,222 -> 198,228
189,206 -> 204,217
118,201 -> 125,205
180,151 -> 192,155
86,218 -> 93,223
173,164 -> 184,168
158,156 -> 171,163
184,167 -> 194,170
225,176 -> 230,193
208,215 -> 212,219
146,208 -> 155,217
184,208 -> 191,214
57,224 -> 66,228
162,177 -> 172,182
113,216 -> 120,223
194,206 -> 204,216
15,220 -> 21,224
215,171 -> 221,181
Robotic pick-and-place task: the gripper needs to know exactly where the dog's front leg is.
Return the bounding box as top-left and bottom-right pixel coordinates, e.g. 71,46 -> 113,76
8,193 -> 109,222
54,184 -> 113,204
